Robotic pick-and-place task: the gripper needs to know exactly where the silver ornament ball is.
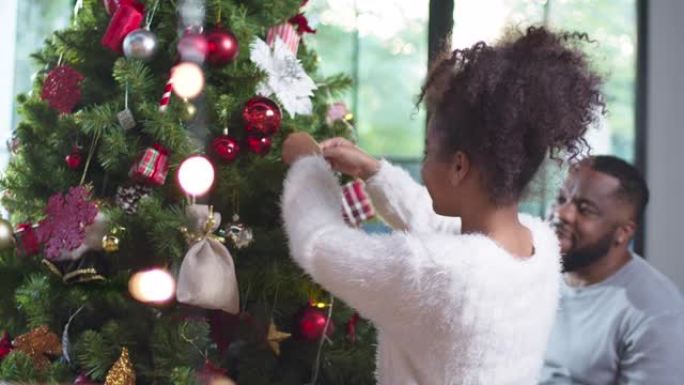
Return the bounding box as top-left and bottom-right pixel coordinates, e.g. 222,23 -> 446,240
0,218 -> 15,250
123,29 -> 158,61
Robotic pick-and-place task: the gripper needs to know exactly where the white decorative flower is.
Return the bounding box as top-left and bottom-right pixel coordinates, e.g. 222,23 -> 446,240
250,37 -> 317,117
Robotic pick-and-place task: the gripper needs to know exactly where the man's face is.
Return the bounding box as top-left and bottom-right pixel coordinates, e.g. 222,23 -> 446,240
551,163 -> 631,272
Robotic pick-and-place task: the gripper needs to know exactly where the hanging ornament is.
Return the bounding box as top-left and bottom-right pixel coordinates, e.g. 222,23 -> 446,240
115,184 -> 152,214
102,233 -> 120,253
158,77 -> 173,112
0,218 -> 15,251
117,109 -> 136,130
224,214 -> 253,249
250,37 -> 317,117
103,0 -> 143,16
266,23 -> 301,56
326,102 -> 352,125
101,4 -> 143,53
128,268 -> 175,304
41,65 -> 84,114
177,205 -> 240,313
62,306 -> 84,366
206,28 -> 239,66
341,180 -> 376,227
182,101 -> 197,121
15,223 -> 41,257
123,28 -> 158,61
0,331 -> 12,361
197,360 -> 228,385
104,227 -> 125,252
177,32 -> 209,64
74,373 -> 100,385
104,347 -> 135,385
246,135 -> 271,156
211,129 -> 240,163
242,96 -> 282,136
346,312 -> 360,343
293,305 -> 334,342
65,147 -> 83,170
35,186 -> 108,261
177,156 -> 215,196
289,13 -> 316,36
170,62 -> 204,99
129,144 -> 169,186
267,320 -> 291,356
12,325 -> 62,371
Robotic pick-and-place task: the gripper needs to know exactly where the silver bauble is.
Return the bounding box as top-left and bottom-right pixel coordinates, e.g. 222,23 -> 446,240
0,218 -> 15,250
123,29 -> 158,61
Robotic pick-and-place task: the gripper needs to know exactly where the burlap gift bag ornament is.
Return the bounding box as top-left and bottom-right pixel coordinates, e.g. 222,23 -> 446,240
177,204 -> 239,314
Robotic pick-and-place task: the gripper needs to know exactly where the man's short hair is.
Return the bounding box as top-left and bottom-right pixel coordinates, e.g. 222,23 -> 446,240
586,155 -> 650,222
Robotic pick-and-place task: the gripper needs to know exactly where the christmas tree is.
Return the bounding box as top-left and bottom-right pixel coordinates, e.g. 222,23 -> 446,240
0,0 -> 376,384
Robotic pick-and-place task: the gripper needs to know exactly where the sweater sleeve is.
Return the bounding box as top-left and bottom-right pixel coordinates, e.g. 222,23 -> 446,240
365,159 -> 461,233
281,156 -> 440,325
617,311 -> 684,385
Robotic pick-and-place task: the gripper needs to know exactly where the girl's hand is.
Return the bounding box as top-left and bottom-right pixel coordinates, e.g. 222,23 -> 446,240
320,137 -> 380,180
282,132 -> 321,165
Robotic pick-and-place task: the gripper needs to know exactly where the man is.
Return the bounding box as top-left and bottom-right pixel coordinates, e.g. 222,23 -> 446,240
540,155 -> 684,385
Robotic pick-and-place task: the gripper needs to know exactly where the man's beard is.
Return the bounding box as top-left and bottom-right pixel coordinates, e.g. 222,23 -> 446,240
561,233 -> 614,272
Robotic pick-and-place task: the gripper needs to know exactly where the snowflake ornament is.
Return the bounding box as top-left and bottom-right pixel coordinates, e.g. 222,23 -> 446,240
250,37 -> 317,117
36,186 -> 99,261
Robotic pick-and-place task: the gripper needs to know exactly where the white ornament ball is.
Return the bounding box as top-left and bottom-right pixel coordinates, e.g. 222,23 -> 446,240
123,29 -> 158,61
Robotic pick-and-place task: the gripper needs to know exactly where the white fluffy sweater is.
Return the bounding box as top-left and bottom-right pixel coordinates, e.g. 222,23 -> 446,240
281,156 -> 561,385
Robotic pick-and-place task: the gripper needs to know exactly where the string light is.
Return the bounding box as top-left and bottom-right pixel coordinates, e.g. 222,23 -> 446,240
177,155 -> 215,196
171,62 -> 205,99
128,269 -> 175,303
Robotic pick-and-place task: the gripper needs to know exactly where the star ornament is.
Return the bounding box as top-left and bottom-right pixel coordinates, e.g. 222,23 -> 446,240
267,321 -> 291,356
250,37 -> 317,118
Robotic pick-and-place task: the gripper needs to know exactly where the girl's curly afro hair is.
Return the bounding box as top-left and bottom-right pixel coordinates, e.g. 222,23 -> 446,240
420,26 -> 604,205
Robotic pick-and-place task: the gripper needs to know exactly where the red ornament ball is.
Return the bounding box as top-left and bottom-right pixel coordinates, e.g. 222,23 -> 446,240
177,32 -> 209,63
211,135 -> 240,162
65,150 -> 83,170
41,65 -> 84,114
0,331 -> 11,361
243,97 -> 282,136
246,135 -> 272,156
294,306 -> 334,341
206,29 -> 239,66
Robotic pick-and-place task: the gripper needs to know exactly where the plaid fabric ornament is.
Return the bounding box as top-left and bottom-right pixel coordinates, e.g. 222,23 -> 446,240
341,180 -> 375,227
129,145 -> 169,186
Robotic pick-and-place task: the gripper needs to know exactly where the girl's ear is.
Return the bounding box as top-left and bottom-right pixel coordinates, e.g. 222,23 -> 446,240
450,151 -> 470,186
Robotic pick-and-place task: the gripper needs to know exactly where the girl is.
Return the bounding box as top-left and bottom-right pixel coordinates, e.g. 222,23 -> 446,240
281,27 -> 602,384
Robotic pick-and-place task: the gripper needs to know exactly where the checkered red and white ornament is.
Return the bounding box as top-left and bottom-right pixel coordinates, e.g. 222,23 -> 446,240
129,144 -> 169,186
341,180 -> 375,227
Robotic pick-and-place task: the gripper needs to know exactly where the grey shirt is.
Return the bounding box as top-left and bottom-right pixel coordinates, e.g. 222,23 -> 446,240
540,254 -> 684,385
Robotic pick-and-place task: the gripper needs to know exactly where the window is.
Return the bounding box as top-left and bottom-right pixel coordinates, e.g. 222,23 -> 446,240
311,0 -> 638,218
307,0 -> 429,160
452,0 -> 637,215
1,0 -> 73,170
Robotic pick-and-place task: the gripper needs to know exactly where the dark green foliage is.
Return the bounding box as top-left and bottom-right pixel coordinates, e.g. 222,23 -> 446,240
0,0 -> 375,384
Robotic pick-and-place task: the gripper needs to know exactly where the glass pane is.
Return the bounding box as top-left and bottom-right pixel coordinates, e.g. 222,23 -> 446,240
548,0 -> 637,162
452,0 -> 545,49
307,0 -> 429,158
12,0 -> 73,127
